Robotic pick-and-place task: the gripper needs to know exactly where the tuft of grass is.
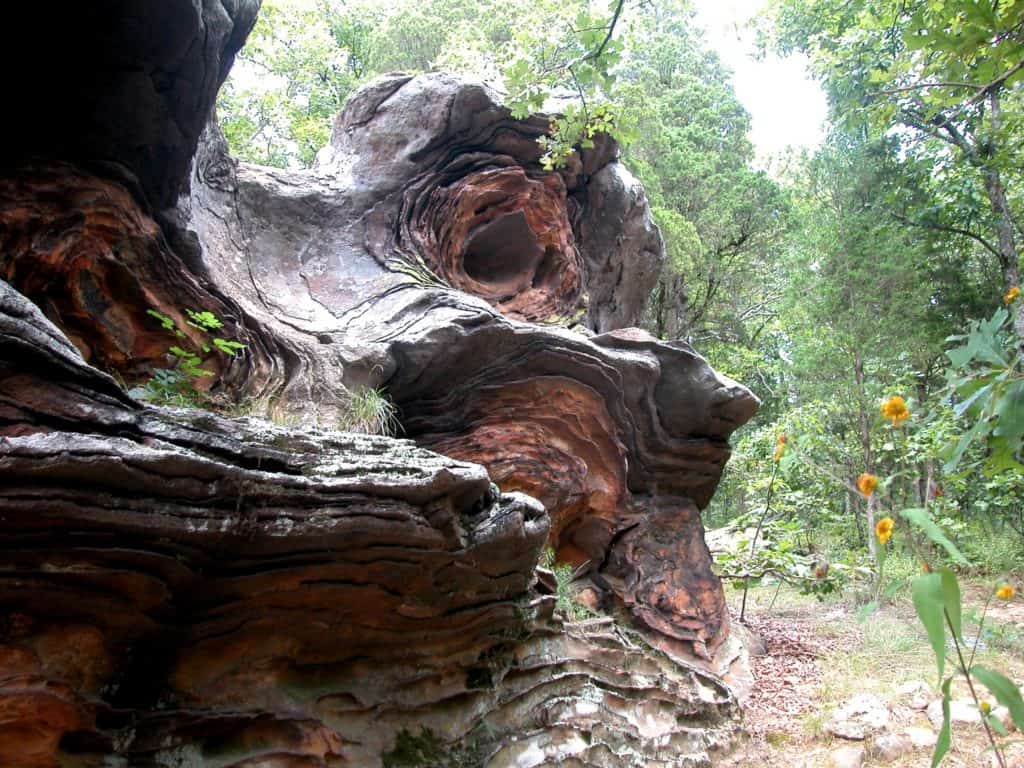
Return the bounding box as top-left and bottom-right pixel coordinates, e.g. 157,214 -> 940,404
339,387 -> 401,436
817,610 -> 931,701
540,548 -> 596,621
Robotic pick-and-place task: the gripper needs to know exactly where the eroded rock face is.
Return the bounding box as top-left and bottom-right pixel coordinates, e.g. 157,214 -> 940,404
414,166 -> 583,321
0,4 -> 755,764
0,281 -> 738,766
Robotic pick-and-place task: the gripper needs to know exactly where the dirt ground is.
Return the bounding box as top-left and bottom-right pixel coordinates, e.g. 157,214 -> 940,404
716,582 -> 1024,768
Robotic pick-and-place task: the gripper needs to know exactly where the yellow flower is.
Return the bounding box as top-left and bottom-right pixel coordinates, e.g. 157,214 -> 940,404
1004,286 -> 1020,305
875,516 -> 894,545
981,700 -> 993,715
773,434 -> 788,462
996,584 -> 1016,600
881,395 -> 910,427
857,473 -> 879,496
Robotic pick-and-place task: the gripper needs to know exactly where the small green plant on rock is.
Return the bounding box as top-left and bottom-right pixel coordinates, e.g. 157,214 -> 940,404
540,547 -> 595,621
130,308 -> 245,408
339,386 -> 400,435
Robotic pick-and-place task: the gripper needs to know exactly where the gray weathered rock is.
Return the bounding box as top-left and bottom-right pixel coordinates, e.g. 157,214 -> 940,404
870,733 -> 913,762
824,694 -> 890,740
828,744 -> 866,768
174,74 -> 758,652
0,278 -> 740,766
905,726 -> 938,748
895,679 -> 932,711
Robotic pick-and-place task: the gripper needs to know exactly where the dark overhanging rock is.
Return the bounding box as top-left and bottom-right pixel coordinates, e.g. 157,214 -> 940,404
1,1 -> 261,213
0,4 -> 757,765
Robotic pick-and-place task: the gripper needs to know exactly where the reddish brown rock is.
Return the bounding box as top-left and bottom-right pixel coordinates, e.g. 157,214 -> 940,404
0,3 -> 756,763
414,166 -> 584,322
0,282 -> 739,766
0,165 -> 238,381
2,72 -> 756,657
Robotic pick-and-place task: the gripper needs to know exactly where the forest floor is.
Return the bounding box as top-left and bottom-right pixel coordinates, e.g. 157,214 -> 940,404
717,581 -> 1024,768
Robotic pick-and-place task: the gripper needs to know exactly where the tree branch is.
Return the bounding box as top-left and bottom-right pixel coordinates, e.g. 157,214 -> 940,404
891,211 -> 1002,259
583,0 -> 626,64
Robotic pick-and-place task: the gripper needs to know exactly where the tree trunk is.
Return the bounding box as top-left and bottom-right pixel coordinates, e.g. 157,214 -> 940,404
853,351 -> 877,560
984,92 -> 1023,340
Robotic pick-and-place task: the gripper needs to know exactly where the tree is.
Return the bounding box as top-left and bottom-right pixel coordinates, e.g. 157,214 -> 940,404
770,0 -> 1024,338
219,0 -> 629,170
610,1 -> 788,397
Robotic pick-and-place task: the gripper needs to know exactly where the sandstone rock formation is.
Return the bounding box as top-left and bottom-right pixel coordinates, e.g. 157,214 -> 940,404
0,2 -> 757,765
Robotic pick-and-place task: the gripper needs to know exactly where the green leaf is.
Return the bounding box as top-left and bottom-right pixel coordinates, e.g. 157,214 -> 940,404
953,382 -> 994,419
986,713 -> 1008,737
913,573 -> 946,682
213,338 -> 247,356
936,567 -> 962,643
146,309 -> 177,332
943,418 -> 989,473
883,578 -> 908,599
931,676 -> 953,768
970,666 -> 1024,733
856,600 -> 880,621
186,309 -> 224,331
901,508 -> 970,565
992,381 -> 1024,440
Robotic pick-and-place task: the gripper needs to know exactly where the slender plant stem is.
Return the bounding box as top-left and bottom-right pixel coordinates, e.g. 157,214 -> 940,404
768,578 -> 784,612
969,593 -> 994,671
946,611 -> 1007,768
740,460 -> 778,623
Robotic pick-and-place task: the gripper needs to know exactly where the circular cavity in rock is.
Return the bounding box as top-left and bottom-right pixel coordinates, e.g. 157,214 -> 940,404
462,210 -> 543,288
417,166 -> 584,322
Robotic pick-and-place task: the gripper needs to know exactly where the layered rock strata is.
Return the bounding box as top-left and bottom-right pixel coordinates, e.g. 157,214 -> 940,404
0,2 -> 756,765
1,281 -> 738,766
179,73 -> 758,655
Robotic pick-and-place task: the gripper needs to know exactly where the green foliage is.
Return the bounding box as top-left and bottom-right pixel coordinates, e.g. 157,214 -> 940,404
970,666 -> 1024,733
899,514 -> 1022,766
768,0 -> 1024,350
220,0 -> 629,170
130,368 -> 206,409
944,306 -> 1024,473
912,572 -> 949,682
901,508 -> 969,566
715,517 -> 847,601
933,676 -> 952,768
536,102 -> 621,171
131,309 -> 245,408
338,387 -> 400,436
622,2 -> 789,355
540,548 -> 594,621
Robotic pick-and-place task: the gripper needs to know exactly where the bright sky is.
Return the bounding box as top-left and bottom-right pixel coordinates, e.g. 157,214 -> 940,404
691,0 -> 829,161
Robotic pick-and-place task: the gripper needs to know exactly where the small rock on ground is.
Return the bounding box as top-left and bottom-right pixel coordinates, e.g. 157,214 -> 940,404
905,726 -> 937,748
870,733 -> 912,762
894,679 -> 931,710
825,693 -> 890,740
828,744 -> 865,768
